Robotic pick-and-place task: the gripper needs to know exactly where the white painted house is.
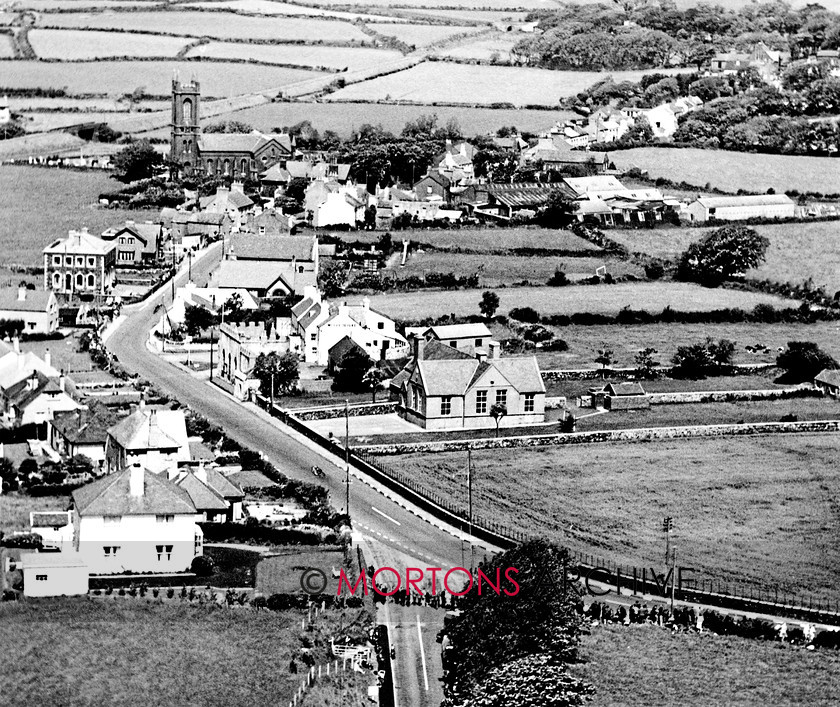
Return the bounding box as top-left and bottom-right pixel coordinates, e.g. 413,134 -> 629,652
104,405 -> 191,475
686,194 -> 796,223
71,464 -> 202,575
0,287 -> 59,335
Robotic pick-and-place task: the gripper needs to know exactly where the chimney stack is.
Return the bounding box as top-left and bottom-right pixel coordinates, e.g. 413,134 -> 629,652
129,464 -> 145,497
476,351 -> 487,363
195,462 -> 208,485
44,349 -> 51,369
489,341 -> 500,359
411,333 -> 427,361
362,296 -> 370,310
17,287 -> 25,302
12,337 -> 19,353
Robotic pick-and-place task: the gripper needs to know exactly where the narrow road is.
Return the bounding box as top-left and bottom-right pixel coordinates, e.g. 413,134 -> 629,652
106,243 -> 471,706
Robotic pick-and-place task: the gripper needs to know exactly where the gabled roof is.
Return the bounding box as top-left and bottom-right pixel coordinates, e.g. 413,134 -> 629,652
260,163 -> 292,182
563,176 -> 626,197
50,402 -> 122,446
205,466 -> 244,500
328,335 -> 370,363
416,359 -> 479,396
72,467 -> 196,517
5,371 -> 64,411
492,357 -> 545,394
815,369 -> 840,387
43,231 -> 116,256
217,260 -> 291,291
242,209 -> 294,236
102,221 -> 160,245
229,234 -> 314,261
108,408 -> 187,452
427,323 -> 492,341
606,382 -> 646,396
0,288 -> 53,313
175,471 -> 229,511
200,188 -> 255,212
693,194 -> 794,208
198,133 -> 265,153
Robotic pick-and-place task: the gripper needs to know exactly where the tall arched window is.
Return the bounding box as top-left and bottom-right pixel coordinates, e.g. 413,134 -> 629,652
207,159 -> 215,175
87,274 -> 96,289
64,273 -> 72,291
223,159 -> 230,175
75,273 -> 84,289
240,158 -> 248,176
52,272 -> 61,289
182,98 -> 193,125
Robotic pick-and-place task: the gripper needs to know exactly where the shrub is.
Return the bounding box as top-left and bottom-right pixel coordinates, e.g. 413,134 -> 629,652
167,587 -> 175,599
547,269 -> 569,286
191,555 -> 216,577
251,595 -> 268,609
509,306 -> 541,323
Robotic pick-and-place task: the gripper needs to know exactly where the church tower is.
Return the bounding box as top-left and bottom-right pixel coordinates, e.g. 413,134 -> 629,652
171,74 -> 200,175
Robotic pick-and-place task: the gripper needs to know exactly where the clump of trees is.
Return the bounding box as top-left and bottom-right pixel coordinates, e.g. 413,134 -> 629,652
111,140 -> 164,183
671,337 -> 735,378
252,352 -> 300,398
677,226 -> 769,287
777,341 -> 838,382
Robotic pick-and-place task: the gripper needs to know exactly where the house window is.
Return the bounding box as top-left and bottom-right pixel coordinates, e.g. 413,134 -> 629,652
118,251 -> 133,262
75,256 -> 84,267
298,266 -> 304,273
156,544 -> 174,561
52,255 -> 61,266
104,515 -> 121,523
310,333 -> 317,341
377,322 -> 384,329
156,514 -> 174,523
118,237 -> 125,245
440,396 -> 452,416
496,390 -> 507,407
259,226 -> 266,236
64,256 -> 73,266
449,340 -> 457,348
75,273 -> 84,289
87,257 -> 95,267
35,574 -> 48,581
87,274 -> 96,289
475,338 -> 483,347
52,272 -> 61,289
524,393 -> 535,412
475,390 -> 487,414
103,546 -> 120,557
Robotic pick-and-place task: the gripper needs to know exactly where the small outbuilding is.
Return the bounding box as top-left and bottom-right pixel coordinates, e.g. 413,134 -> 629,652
19,551 -> 89,598
589,382 -> 649,410
815,369 -> 840,398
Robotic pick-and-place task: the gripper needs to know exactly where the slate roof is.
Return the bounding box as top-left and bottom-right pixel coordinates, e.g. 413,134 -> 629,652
226,469 -> 277,489
815,369 -> 840,387
5,371 -> 63,411
102,221 -> 160,246
427,323 -> 492,341
693,194 -> 794,209
563,176 -> 626,197
20,551 -> 87,569
198,133 -> 265,153
175,472 -> 228,511
108,408 -> 187,451
328,335 -> 370,364
0,288 -> 53,313
51,403 -> 121,446
43,231 -> 115,256
30,512 -> 71,528
217,260 -> 290,291
200,189 -> 254,212
606,382 -> 646,396
73,467 -> 197,517
206,466 -> 244,499
260,163 -> 292,182
229,234 -> 314,261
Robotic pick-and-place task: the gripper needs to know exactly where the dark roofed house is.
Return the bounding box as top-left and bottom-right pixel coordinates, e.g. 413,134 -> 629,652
100,220 -> 161,265
328,335 -> 372,375
815,369 -> 840,398
49,401 -> 123,468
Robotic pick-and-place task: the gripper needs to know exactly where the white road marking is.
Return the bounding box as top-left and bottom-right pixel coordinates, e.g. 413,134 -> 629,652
417,614 -> 429,691
371,506 -> 402,526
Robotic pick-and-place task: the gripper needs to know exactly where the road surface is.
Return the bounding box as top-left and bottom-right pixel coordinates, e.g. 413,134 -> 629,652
106,243 -> 474,705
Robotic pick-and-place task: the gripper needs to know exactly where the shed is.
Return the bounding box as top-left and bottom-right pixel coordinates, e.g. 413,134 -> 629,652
603,381 -> 649,410
815,369 -> 840,398
20,551 -> 89,597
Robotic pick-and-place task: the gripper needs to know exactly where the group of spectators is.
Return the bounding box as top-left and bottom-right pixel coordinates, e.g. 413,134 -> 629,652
371,584 -> 466,610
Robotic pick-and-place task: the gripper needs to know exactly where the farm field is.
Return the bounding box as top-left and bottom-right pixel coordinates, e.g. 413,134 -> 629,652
40,10 -> 370,42
187,41 -> 402,71
200,100 -> 569,137
0,60 -> 324,97
28,29 -> 190,59
7,96 -> 169,112
574,625 -> 840,706
351,226 -> 598,252
326,63 -> 694,106
0,32 -> 14,57
184,0 -> 387,20
610,221 -> 840,294
397,9 -> 528,23
363,282 -> 797,320
438,33 -> 521,60
545,374 -> 795,400
303,0 -> 557,8
0,165 -> 158,265
367,22 -> 481,46
531,320 -> 840,369
613,147 -> 840,194
388,252 -> 643,286
0,599 -> 307,707
20,111 -> 140,132
574,397 -> 840,432
392,432 -> 840,601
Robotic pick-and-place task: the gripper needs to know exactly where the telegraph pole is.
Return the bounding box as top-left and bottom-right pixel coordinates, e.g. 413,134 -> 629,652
670,547 -> 677,615
208,329 -> 214,382
344,399 -> 350,519
468,449 -> 474,572
662,516 -> 673,566
188,249 -> 192,281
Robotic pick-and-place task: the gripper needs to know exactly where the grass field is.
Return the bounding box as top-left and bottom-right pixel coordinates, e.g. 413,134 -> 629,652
201,101 -> 571,137
611,221 -> 840,294
368,22 -> 480,46
184,0 -> 386,21
545,374 -> 794,399
0,165 -> 158,265
574,624 -> 840,706
390,252 -> 643,286
28,29 -> 190,59
531,320 -> 840,369
392,432 -> 840,601
0,32 -> 14,57
0,599 -> 307,707
303,0 -> 559,8
326,63 -> 693,106
363,282 -> 796,321
398,9 -> 528,23
256,546 -> 346,595
0,493 -> 69,534
438,33 -> 521,60
351,226 -> 597,252
42,10 -> 369,42
613,147 -> 840,194
0,60 -> 323,97
188,41 -> 402,70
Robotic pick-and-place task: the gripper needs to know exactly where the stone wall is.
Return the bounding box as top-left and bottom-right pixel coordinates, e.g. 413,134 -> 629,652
541,363 -> 775,381
291,401 -> 399,421
647,387 -> 819,405
358,419 -> 840,455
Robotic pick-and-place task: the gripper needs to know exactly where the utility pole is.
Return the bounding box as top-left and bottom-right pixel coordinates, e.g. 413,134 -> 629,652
344,399 -> 350,519
468,449 -> 474,573
662,516 -> 673,566
670,547 -> 677,615
171,239 -> 176,300
188,249 -> 192,281
209,328 -> 214,382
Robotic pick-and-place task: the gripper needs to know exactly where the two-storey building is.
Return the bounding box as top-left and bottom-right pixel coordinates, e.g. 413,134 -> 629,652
43,229 -> 116,296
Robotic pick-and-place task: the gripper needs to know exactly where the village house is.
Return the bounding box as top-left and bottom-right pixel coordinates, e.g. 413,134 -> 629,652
0,287 -> 58,334
390,336 -> 546,430
406,323 -> 493,356
435,140 -> 476,181
49,401 -> 123,468
291,287 -> 408,365
216,234 -> 318,297
709,42 -> 789,82
171,211 -> 232,252
262,160 -> 352,191
104,404 -> 191,475
474,182 -> 569,221
686,194 -> 795,223
100,220 -> 161,265
327,336 -> 372,375
173,465 -> 244,522
71,464 -> 203,575
563,176 -> 680,225
1,370 -> 79,428
218,319 -> 297,400
240,207 -> 296,236
43,229 -> 117,297
30,510 -> 75,551
814,369 -> 840,397
413,170 -> 453,203
162,281 -> 259,334
305,181 -> 368,228
0,340 -> 60,392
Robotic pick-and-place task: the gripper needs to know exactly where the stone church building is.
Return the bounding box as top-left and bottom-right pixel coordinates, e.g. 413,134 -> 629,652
170,77 -> 295,180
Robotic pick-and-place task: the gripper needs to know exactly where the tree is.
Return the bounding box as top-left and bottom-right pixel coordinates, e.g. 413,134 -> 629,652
362,366 -> 387,402
0,458 -> 19,492
490,403 -> 507,437
318,261 -> 347,298
538,191 -> 576,228
253,352 -> 299,398
479,291 -> 500,319
332,349 -> 372,393
671,337 -> 735,378
204,120 -> 254,133
111,140 -> 163,183
777,341 -> 838,382
1,120 -> 26,140
184,303 -> 217,337
222,293 -> 244,322
677,226 -> 769,287
285,176 -> 309,207
634,347 -> 660,379
594,344 -> 614,375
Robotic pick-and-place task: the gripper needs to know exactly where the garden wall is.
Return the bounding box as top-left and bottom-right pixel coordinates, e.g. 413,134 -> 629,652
647,386 -> 818,405
291,401 -> 398,421
357,419 -> 840,455
541,363 -> 775,381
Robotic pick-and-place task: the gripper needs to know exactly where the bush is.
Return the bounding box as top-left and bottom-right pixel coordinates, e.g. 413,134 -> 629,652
191,555 -> 216,577
251,595 -> 268,609
0,532 -> 42,549
547,269 -> 569,286
509,307 -> 541,323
